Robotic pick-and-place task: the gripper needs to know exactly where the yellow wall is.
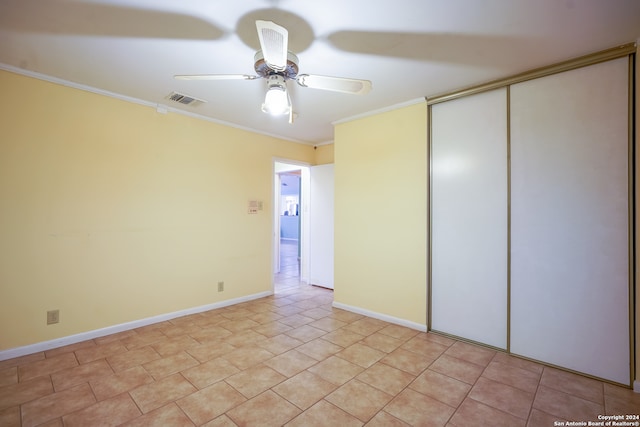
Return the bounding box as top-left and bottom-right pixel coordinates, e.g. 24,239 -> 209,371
334,102 -> 428,326
313,143 -> 334,165
0,70 -> 314,350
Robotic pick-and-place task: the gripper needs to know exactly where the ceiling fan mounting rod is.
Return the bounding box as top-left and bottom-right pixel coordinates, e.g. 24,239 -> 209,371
254,50 -> 299,80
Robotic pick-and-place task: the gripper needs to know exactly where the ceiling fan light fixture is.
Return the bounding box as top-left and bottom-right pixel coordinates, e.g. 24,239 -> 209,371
262,75 -> 291,116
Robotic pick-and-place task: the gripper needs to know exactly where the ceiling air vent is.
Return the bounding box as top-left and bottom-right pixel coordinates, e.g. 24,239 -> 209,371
165,91 -> 206,107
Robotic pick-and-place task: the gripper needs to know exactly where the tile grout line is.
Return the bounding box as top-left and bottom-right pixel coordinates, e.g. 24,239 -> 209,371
3,286 -> 639,426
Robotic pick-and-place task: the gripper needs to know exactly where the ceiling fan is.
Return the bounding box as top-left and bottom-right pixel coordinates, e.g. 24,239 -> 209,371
175,20 -> 372,123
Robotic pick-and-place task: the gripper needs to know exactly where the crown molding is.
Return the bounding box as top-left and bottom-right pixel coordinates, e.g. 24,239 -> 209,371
0,63 -> 310,145
332,97 -> 427,126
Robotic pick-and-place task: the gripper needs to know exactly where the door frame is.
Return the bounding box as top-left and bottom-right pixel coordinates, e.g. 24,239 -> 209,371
273,158 -> 310,290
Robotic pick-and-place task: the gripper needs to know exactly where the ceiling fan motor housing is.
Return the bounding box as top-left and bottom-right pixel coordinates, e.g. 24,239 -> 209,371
254,51 -> 299,79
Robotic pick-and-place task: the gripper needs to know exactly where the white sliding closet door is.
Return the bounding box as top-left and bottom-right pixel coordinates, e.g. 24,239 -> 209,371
510,58 -> 629,384
309,164 -> 334,289
431,88 -> 508,349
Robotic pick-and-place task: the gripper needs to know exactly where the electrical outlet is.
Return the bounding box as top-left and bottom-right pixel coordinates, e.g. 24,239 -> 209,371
217,281 -> 224,292
47,310 -> 59,325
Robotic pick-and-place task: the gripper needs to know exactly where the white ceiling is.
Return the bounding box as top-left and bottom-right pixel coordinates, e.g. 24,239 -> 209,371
1,0 -> 639,144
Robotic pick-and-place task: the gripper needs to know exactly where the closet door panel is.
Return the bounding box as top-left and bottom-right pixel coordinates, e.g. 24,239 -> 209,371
510,58 -> 629,384
431,88 -> 508,349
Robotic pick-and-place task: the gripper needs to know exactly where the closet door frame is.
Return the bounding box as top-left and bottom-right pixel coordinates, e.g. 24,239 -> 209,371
427,42 -> 636,387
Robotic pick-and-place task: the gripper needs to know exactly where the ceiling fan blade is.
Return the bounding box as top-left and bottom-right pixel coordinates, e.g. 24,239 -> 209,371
288,91 -> 294,124
256,20 -> 288,72
296,74 -> 372,95
174,74 -> 259,80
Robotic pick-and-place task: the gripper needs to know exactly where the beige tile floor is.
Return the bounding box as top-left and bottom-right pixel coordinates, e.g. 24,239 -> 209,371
274,239 -> 302,292
1,268 -> 639,425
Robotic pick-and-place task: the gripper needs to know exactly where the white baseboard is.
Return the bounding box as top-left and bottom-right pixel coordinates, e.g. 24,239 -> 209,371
0,291 -> 272,362
634,380 -> 640,393
332,301 -> 427,332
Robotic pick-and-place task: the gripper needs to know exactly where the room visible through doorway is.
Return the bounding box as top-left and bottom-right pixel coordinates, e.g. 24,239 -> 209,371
275,171 -> 303,291
273,161 -> 310,293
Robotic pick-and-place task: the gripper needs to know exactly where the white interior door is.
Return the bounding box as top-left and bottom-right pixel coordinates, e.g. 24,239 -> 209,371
309,164 -> 334,289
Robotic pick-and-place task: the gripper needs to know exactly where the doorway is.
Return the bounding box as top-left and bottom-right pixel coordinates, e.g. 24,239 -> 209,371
273,161 -> 310,292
